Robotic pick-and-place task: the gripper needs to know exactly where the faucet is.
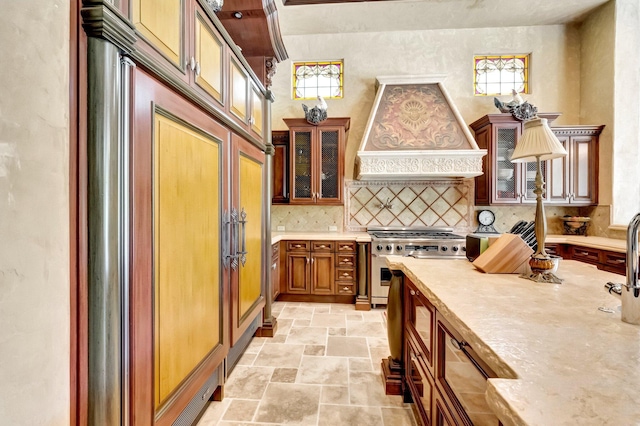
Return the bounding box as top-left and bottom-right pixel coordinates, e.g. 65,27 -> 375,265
606,213 -> 640,325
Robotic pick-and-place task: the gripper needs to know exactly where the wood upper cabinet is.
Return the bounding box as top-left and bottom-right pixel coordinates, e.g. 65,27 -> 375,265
230,57 -> 265,140
471,114 -> 601,206
471,114 -> 558,205
282,118 -> 350,205
547,126 -> 603,205
271,130 -> 290,204
131,1 -> 226,108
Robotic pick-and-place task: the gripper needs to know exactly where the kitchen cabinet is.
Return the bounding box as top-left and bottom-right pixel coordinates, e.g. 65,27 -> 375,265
271,242 -> 280,300
547,126 -> 603,205
550,244 -> 628,276
282,118 -> 350,205
404,278 -> 500,426
130,68 -> 230,425
229,133 -> 266,345
279,239 -> 357,301
471,113 -> 559,205
132,1 -> 226,109
230,56 -> 265,140
271,130 -> 290,204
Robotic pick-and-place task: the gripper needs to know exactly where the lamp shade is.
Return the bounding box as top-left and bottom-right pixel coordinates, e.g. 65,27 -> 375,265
510,117 -> 567,162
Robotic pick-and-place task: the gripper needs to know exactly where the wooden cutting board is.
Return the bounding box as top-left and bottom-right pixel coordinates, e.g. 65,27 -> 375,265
472,233 -> 533,273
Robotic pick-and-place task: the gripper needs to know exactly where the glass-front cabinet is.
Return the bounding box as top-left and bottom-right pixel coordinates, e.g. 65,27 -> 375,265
284,118 -> 350,205
471,114 -> 601,206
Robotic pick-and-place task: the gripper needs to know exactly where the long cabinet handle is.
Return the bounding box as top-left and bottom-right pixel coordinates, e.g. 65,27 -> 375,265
223,209 -> 239,271
238,208 -> 247,267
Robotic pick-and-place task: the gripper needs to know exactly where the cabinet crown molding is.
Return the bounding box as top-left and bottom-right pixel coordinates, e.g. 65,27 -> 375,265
81,1 -> 137,53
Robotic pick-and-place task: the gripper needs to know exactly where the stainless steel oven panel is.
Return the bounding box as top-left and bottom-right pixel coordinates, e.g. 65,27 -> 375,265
371,253 -> 392,306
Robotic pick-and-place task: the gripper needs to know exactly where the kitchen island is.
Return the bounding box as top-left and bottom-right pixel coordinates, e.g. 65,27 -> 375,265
386,256 -> 640,426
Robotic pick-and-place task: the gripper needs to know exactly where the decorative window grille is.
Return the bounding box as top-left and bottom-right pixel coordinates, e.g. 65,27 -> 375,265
293,60 -> 343,100
474,54 -> 530,96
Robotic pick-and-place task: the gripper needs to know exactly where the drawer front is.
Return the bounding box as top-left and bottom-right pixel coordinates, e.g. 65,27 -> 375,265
335,267 -> 356,282
336,241 -> 356,253
336,254 -> 356,267
312,241 -> 334,252
336,283 -> 355,295
287,240 -> 310,252
602,251 -> 626,275
570,246 -> 600,265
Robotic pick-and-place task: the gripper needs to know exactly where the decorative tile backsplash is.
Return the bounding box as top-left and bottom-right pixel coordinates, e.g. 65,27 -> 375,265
345,179 -> 473,232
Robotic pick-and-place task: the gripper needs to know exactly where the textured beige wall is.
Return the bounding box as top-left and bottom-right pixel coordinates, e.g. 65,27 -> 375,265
0,1 -> 70,424
611,0 -> 640,226
271,25 -> 582,231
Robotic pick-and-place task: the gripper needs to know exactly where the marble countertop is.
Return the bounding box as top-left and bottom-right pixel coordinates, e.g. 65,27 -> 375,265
271,231 -> 371,244
547,234 -> 627,252
386,256 -> 640,426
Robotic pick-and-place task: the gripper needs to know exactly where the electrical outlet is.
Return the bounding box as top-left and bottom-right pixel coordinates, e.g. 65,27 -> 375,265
328,225 -> 338,232
277,225 -> 285,231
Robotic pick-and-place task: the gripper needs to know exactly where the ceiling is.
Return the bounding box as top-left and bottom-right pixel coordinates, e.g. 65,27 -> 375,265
276,0 -> 610,36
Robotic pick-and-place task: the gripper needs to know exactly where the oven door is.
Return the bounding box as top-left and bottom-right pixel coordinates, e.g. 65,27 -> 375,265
371,253 -> 393,306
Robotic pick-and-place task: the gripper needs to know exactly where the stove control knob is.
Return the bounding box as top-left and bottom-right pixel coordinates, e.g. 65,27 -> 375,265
441,246 -> 448,252
461,246 -> 466,252
396,245 -> 402,251
376,245 -> 383,251
452,246 -> 459,252
386,245 -> 392,251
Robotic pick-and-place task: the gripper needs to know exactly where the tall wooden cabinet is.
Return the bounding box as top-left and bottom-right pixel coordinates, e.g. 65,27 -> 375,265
78,0 -> 279,424
470,114 -> 602,206
282,118 -> 350,205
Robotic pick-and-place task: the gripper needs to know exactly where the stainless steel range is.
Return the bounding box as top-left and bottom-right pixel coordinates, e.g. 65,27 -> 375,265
368,226 -> 466,306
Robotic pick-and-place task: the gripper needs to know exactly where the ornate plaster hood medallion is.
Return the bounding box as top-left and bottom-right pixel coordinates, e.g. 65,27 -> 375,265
357,75 -> 486,180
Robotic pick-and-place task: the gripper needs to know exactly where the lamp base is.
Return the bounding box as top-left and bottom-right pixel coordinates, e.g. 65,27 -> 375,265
519,271 -> 563,284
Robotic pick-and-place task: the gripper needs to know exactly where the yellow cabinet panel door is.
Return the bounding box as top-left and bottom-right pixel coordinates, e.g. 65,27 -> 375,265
194,10 -> 223,103
132,0 -> 182,65
251,85 -> 264,137
238,153 -> 263,318
153,113 -> 222,408
230,60 -> 248,122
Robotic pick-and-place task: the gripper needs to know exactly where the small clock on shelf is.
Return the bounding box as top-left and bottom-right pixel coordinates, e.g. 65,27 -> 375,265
475,209 -> 498,234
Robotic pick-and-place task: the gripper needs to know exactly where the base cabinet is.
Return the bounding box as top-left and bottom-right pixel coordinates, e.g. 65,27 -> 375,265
278,239 -> 357,302
546,243 -> 630,276
404,278 -> 501,426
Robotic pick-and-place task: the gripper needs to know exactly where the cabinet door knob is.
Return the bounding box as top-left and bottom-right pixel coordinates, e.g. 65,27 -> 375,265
187,56 -> 196,71
195,61 -> 201,76
272,263 -> 277,269
410,290 -> 416,296
306,257 -> 309,264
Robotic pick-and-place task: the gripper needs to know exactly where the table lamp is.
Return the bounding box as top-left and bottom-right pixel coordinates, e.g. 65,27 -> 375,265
510,117 -> 567,283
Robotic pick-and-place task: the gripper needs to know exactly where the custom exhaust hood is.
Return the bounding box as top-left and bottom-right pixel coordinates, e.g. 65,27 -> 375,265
356,75 -> 486,180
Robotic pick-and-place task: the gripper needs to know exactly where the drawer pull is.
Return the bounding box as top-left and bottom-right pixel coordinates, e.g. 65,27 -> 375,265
410,290 -> 416,296
450,338 -> 465,351
579,251 -> 591,256
342,286 -> 350,291
613,259 -> 625,263
319,244 -> 326,248
341,272 -> 351,277
341,245 -> 350,249
341,261 -> 353,265
272,263 -> 277,270
294,244 -> 302,248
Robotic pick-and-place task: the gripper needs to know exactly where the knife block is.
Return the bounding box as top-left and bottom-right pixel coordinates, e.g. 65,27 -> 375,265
472,233 -> 533,273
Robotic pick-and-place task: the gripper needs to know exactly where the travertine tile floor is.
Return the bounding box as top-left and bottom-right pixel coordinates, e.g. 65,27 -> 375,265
197,301 -> 416,425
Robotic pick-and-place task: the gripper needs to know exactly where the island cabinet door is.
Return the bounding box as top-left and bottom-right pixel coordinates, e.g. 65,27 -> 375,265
405,333 -> 434,426
131,68 -> 230,425
405,279 -> 436,375
229,133 -> 266,345
434,313 -> 500,426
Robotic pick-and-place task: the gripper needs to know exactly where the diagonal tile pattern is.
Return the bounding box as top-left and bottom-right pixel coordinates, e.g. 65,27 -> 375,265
197,302 -> 416,426
345,179 -> 473,231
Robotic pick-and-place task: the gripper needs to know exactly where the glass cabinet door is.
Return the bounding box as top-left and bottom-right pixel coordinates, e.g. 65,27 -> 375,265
437,320 -> 500,426
291,129 -> 313,202
494,126 -> 520,203
522,159 -> 548,202
318,128 -> 340,201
